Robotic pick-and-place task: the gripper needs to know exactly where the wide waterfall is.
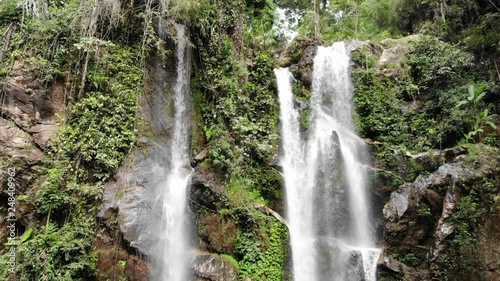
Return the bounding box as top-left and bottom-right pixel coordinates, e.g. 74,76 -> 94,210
152,24 -> 192,281
276,42 -> 381,281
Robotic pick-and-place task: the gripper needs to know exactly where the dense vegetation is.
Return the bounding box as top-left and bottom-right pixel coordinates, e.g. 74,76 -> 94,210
0,0 -> 498,280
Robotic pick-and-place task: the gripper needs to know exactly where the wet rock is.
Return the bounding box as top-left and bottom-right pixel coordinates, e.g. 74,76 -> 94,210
99,51 -> 179,256
1,59 -> 64,148
189,172 -> 236,253
315,237 -> 366,281
0,118 -> 44,197
0,118 -> 45,251
0,60 -> 65,127
429,189 -> 456,261
94,230 -> 151,281
377,255 -> 430,280
191,252 -> 239,281
98,146 -> 167,255
405,146 -> 468,172
295,45 -> 316,87
189,173 -> 229,212
191,148 -> 209,167
280,36 -> 316,67
383,189 -> 410,221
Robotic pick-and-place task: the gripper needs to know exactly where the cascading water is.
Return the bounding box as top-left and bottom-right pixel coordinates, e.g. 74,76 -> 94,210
153,24 -> 192,281
276,42 -> 381,281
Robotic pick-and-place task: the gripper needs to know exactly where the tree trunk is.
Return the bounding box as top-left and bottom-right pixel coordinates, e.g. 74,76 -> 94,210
314,0 -> 321,41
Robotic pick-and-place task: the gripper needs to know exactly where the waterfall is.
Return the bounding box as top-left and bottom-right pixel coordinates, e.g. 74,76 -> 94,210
154,24 -> 192,281
276,42 -> 381,281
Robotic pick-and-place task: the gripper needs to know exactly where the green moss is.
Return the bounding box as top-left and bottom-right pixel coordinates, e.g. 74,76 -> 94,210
220,254 -> 240,271
299,108 -> 310,130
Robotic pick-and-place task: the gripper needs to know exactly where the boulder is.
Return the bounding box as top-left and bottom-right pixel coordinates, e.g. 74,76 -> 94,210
191,252 -> 239,281
375,35 -> 421,77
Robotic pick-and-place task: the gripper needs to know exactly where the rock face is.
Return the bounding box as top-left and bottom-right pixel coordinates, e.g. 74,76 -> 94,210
374,36 -> 420,77
1,59 -> 64,141
0,59 -> 64,251
98,50 -> 178,258
98,41 -> 240,279
378,145 -> 500,280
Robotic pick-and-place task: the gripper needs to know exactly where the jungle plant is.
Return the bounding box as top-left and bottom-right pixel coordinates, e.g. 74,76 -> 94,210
458,84 -> 497,142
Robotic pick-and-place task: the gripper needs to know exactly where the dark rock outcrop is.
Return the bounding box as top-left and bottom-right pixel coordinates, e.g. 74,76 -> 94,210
1,59 -> 64,144
378,145 -> 500,280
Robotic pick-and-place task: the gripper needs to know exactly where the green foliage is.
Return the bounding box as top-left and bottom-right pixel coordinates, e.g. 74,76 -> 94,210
235,219 -> 288,281
20,43 -> 142,280
0,217 -> 98,281
0,0 -> 22,24
20,229 -> 33,243
407,36 -> 474,90
36,167 -> 71,214
434,194 -> 483,279
397,252 -> 421,268
244,0 -> 283,50
6,0 -> 79,82
0,5 -> 142,278
457,84 -> 498,143
352,36 -> 497,151
14,219 -> 97,281
51,45 -> 140,181
193,29 -> 279,198
434,176 -> 499,279
451,195 -> 482,247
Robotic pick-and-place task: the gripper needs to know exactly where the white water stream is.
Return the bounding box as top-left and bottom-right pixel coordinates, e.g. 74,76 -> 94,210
155,24 -> 192,281
276,42 -> 381,281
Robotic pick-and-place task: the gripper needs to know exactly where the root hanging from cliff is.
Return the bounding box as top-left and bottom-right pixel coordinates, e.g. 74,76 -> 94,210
76,0 -> 122,38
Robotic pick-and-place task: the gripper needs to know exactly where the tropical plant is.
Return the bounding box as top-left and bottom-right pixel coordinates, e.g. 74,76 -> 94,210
458,84 -> 497,142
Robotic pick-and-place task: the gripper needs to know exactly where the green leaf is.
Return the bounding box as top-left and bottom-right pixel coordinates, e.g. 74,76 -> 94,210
21,228 -> 33,243
480,109 -> 489,119
475,84 -> 487,95
467,84 -> 475,100
485,121 -> 497,129
455,100 -> 468,108
474,92 -> 486,103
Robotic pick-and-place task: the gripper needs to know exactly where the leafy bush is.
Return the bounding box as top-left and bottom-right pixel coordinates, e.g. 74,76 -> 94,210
0,218 -> 97,281
0,0 -> 22,25
51,45 -> 140,181
352,36 -> 490,151
15,220 -> 97,281
235,218 -> 288,281
407,36 -> 474,90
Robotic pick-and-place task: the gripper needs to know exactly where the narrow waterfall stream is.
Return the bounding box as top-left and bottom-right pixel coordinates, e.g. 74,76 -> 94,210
276,42 -> 381,281
154,24 -> 192,281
